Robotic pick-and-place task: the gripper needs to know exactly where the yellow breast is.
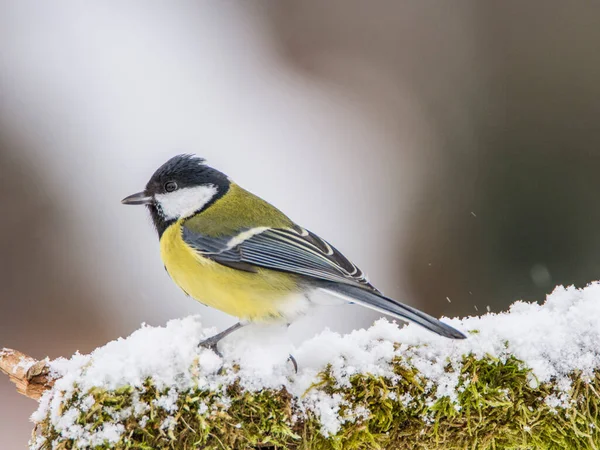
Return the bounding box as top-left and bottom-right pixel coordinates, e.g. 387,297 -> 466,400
159,221 -> 303,321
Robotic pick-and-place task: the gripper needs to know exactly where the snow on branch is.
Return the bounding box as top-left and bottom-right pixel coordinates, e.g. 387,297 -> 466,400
4,284 -> 600,449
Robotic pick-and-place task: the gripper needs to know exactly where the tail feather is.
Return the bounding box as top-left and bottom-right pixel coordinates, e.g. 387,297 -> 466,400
320,283 -> 466,340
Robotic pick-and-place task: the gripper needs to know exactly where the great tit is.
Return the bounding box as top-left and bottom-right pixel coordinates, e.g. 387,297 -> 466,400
122,154 -> 465,352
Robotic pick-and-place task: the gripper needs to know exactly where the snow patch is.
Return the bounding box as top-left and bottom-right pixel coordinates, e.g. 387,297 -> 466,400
30,283 -> 600,445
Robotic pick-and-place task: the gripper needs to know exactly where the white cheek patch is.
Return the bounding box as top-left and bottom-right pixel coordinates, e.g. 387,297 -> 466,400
155,185 -> 218,220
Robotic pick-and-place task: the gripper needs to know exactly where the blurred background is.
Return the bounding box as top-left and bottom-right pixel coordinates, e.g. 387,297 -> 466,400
1,1 -> 600,447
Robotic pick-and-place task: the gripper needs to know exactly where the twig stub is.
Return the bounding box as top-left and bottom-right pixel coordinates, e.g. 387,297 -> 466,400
0,348 -> 54,400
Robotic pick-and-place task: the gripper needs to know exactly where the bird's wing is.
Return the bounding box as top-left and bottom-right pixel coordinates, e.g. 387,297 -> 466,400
181,223 -> 467,340
181,225 -> 378,292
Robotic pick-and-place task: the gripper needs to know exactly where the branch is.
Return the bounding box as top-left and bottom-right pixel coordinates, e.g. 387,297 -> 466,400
5,284 -> 600,449
0,349 -> 53,400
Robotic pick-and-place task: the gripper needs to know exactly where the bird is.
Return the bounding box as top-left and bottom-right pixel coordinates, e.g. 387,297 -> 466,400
122,154 -> 466,355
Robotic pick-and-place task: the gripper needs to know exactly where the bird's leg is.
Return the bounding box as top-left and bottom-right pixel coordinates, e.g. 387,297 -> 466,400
288,354 -> 298,373
199,322 -> 245,356
285,322 -> 298,373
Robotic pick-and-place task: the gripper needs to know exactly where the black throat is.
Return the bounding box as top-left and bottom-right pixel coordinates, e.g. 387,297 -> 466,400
147,205 -> 176,239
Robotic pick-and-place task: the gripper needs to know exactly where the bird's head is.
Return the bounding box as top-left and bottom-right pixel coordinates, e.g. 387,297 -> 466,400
122,154 -> 230,236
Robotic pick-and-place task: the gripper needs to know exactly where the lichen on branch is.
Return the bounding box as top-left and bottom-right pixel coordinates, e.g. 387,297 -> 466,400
6,284 -> 600,449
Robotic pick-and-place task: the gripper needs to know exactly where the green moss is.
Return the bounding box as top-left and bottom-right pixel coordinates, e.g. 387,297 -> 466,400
32,355 -> 600,450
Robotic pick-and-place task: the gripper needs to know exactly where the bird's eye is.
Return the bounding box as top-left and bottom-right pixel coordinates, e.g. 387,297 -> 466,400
164,181 -> 178,192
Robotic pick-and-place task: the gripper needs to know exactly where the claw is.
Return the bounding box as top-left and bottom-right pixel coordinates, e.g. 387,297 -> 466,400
198,338 -> 226,374
198,337 -> 223,358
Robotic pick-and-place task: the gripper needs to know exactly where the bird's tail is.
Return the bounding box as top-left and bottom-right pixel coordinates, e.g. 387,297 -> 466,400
320,283 -> 466,339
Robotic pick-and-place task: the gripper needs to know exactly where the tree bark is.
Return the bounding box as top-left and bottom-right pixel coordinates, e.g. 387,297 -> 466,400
0,348 -> 53,400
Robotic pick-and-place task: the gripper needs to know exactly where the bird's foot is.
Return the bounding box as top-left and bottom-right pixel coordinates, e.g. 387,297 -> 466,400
198,337 -> 223,358
198,338 -> 227,374
288,354 -> 298,374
